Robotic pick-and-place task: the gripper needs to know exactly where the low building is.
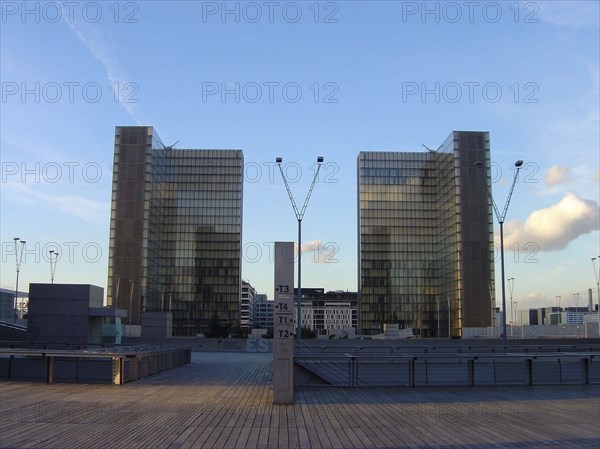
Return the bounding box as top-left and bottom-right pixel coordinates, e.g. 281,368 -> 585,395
28,283 -> 126,345
295,288 -> 358,336
253,294 -> 273,330
528,307 -> 562,325
546,307 -> 594,325
241,281 -> 256,330
0,287 -> 28,321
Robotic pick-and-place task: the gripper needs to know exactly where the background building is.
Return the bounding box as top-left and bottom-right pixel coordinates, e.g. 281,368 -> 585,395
253,294 -> 273,330
107,126 -> 243,336
241,280 -> 256,330
529,307 -> 562,325
0,287 -> 28,321
28,284 -> 125,345
295,288 -> 358,336
357,131 -> 495,337
547,307 -> 596,325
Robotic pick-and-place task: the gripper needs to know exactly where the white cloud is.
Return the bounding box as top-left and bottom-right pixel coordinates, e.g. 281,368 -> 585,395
4,182 -> 107,223
502,193 -> 599,251
538,1 -> 600,28
544,166 -> 570,186
296,240 -> 338,263
61,13 -> 141,123
525,292 -> 546,303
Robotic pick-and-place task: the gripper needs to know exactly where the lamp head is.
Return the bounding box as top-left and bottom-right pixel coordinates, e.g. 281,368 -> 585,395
515,160 -> 524,167
474,161 -> 483,167
317,156 -> 324,163
275,157 -> 283,164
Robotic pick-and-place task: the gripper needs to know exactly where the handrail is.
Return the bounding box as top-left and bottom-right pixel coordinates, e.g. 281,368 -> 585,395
0,345 -> 192,385
0,343 -> 194,358
295,338 -> 364,386
295,351 -> 598,388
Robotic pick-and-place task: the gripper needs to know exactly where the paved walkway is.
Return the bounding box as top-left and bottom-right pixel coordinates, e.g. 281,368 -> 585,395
1,353 -> 598,448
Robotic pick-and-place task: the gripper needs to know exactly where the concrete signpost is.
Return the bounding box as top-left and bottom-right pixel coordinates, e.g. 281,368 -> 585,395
273,241 -> 294,404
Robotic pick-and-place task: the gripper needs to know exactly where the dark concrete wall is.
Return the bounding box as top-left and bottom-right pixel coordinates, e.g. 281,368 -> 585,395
141,311 -> 172,338
28,284 -> 103,344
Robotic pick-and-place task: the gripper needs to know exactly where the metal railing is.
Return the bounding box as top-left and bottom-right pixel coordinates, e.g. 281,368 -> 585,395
0,344 -> 192,384
294,338 -> 363,385
295,343 -> 600,354
295,351 -> 599,388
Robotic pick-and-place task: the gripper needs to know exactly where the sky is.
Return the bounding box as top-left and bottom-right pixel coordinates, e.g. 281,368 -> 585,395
1,0 -> 599,317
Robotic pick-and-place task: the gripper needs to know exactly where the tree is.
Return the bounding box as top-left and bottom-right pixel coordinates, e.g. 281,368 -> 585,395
229,326 -> 248,338
205,313 -> 229,338
300,326 -> 316,339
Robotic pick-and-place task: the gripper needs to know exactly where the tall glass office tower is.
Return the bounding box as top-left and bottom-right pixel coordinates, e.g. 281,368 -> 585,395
108,126 -> 243,336
357,131 -> 494,337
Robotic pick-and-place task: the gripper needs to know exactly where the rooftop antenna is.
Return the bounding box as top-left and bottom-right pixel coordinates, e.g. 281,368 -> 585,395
422,144 -> 440,153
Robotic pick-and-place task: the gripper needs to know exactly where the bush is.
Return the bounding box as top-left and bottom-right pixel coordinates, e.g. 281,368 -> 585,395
205,313 -> 230,338
300,326 -> 316,339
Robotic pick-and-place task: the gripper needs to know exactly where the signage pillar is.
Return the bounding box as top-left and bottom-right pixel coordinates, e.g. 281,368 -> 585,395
273,241 -> 294,404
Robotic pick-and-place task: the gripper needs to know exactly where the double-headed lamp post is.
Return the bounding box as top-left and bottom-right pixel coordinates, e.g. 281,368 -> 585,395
435,297 -> 440,338
508,277 -> 515,337
129,280 -> 135,327
476,160 -> 523,344
592,257 -> 600,335
49,250 -> 59,284
13,238 -> 26,322
276,156 -> 324,339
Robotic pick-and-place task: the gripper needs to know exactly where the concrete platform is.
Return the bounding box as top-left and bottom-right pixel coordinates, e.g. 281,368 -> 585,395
0,352 -> 598,448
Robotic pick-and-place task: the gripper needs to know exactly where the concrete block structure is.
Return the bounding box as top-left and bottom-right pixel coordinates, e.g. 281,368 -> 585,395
27,283 -> 125,345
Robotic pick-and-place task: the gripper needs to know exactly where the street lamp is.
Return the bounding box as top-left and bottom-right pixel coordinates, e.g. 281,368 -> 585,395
435,296 -> 440,338
13,238 -> 26,322
512,301 -> 518,338
572,292 -> 580,328
508,277 -> 515,337
115,276 -> 120,311
276,156 -> 324,339
476,159 -> 524,343
592,257 -> 600,335
188,299 -> 193,336
129,280 -> 134,327
49,250 -> 59,284
447,294 -> 451,339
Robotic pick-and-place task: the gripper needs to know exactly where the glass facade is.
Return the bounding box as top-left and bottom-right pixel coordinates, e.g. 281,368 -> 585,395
108,127 -> 243,336
357,131 -> 494,337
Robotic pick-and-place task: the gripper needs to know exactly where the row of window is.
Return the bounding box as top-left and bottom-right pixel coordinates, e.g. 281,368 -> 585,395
358,151 -> 451,162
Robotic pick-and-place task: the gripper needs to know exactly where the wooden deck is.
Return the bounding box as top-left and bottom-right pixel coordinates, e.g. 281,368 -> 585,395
1,352 -> 598,448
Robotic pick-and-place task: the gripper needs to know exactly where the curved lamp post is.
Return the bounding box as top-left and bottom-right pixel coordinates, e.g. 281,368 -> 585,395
276,156 -> 324,339
592,257 -> 600,335
13,238 -> 26,322
49,250 -> 59,284
508,277 -> 515,338
476,160 -> 523,344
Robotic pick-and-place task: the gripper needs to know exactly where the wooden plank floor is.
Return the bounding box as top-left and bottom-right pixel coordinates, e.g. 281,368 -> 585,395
1,352 -> 598,449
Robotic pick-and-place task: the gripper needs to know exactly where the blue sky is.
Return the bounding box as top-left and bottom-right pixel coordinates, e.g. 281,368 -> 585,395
1,1 -> 599,314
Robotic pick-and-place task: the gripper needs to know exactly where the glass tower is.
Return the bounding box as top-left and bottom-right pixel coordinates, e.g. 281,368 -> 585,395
108,126 -> 243,336
357,131 -> 494,337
